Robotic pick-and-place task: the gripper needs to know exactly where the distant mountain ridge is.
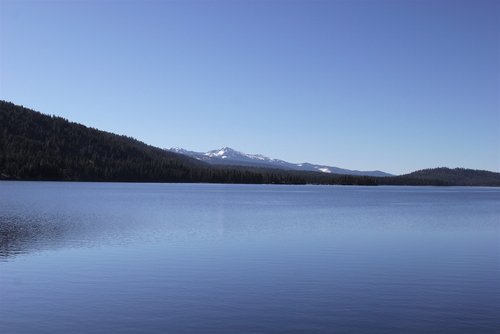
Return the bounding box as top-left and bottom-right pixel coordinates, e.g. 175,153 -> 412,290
169,147 -> 392,177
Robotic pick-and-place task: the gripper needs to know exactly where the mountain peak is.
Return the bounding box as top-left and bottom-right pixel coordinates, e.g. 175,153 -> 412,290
205,147 -> 244,159
217,147 -> 238,154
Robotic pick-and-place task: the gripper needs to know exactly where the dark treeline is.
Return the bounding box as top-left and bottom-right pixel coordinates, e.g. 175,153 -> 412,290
1,101 -> 499,186
390,167 -> 500,187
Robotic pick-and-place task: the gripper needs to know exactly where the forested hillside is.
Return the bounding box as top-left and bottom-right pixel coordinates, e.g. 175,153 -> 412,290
0,101 -> 206,181
0,101 -> 335,184
1,101 -> 499,186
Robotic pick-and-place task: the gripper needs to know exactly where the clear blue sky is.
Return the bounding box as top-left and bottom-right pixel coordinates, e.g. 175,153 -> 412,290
1,0 -> 499,174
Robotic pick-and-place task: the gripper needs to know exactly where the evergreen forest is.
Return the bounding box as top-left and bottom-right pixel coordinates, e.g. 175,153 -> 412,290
1,101 -> 499,186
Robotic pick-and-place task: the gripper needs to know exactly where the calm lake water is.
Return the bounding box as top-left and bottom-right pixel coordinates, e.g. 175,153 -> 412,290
1,182 -> 499,333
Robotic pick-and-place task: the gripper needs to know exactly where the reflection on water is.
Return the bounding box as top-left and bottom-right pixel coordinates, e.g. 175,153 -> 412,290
1,182 -> 499,333
0,214 -> 66,258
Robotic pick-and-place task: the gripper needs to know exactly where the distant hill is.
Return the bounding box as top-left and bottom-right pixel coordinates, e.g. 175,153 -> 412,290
169,147 -> 392,177
392,168 -> 500,186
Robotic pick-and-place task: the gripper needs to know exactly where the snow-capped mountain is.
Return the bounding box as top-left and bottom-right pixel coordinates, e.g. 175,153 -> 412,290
168,147 -> 392,177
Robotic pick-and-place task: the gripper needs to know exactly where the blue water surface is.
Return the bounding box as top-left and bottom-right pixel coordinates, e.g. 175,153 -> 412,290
1,182 -> 499,333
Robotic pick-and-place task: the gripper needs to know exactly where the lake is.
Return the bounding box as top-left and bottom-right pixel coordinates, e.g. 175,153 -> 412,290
0,182 -> 499,333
